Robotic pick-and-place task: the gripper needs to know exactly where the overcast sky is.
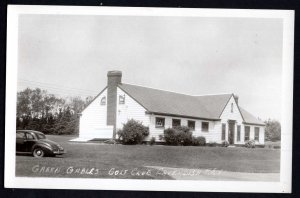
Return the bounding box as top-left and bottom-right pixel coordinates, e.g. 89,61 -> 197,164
17,14 -> 283,121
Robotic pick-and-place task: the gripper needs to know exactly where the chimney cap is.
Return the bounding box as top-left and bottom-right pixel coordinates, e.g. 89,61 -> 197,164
107,70 -> 122,77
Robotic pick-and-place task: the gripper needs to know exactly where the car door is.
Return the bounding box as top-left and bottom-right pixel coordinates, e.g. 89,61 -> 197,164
24,132 -> 36,152
16,131 -> 26,152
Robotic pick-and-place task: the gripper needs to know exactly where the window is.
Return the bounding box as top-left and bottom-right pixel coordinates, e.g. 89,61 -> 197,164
26,133 -> 35,140
16,132 -> 25,139
202,122 -> 209,132
237,125 -> 241,142
231,103 -> 234,113
100,96 -> 106,105
172,119 -> 181,128
188,120 -> 195,130
119,95 -> 125,104
255,127 -> 260,141
244,126 -> 250,141
155,117 -> 165,128
36,133 -> 46,139
222,124 -> 226,140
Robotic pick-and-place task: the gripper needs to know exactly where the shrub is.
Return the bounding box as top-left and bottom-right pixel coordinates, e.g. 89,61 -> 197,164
221,140 -> 229,147
245,140 -> 256,148
149,137 -> 156,146
117,119 -> 149,145
176,126 -> 193,146
164,128 -> 177,145
192,136 -> 206,146
163,126 -> 193,146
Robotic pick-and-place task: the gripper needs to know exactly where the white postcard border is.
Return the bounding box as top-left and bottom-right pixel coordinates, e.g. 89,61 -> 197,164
5,5 -> 294,193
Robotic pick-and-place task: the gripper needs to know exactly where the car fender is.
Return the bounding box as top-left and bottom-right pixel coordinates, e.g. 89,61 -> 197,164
31,143 -> 53,154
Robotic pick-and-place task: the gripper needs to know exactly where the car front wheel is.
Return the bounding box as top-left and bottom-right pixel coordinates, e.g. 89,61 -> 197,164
33,147 -> 45,158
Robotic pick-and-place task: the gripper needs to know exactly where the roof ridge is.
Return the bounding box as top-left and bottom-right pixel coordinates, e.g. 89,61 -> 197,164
121,83 -> 233,97
193,93 -> 233,97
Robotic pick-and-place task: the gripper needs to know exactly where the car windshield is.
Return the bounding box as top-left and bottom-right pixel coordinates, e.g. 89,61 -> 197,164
36,133 -> 46,139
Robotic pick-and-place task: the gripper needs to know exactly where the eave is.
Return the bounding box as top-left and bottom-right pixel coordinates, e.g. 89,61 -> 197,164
242,121 -> 266,126
145,111 -> 221,121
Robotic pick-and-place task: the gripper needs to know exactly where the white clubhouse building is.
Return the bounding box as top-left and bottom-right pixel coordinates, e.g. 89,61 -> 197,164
75,71 -> 265,145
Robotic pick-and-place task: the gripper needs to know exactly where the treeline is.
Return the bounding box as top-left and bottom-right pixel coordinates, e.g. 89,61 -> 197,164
264,119 -> 281,142
16,88 -> 93,135
16,88 -> 281,140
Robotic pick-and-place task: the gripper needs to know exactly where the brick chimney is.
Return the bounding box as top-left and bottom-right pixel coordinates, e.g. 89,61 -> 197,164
107,71 -> 122,139
234,94 -> 239,106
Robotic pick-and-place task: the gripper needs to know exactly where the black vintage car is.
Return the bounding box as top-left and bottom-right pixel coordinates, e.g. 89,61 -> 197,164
16,130 -> 65,157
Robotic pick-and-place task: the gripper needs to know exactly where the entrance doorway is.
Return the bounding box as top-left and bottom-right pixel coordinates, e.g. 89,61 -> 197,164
228,120 -> 235,144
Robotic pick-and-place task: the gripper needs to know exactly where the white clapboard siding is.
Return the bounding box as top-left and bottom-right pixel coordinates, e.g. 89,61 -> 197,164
259,126 -> 265,144
116,87 -> 150,132
79,89 -> 113,139
189,119 -> 219,143
219,95 -> 244,144
220,95 -> 265,145
148,115 -> 221,143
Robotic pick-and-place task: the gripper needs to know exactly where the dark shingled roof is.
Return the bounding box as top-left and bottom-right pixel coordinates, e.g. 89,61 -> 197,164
239,107 -> 265,125
194,94 -> 233,118
118,83 -> 264,125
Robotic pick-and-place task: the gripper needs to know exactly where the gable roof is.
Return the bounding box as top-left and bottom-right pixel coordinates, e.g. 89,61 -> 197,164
81,82 -> 264,125
119,83 -> 264,125
193,94 -> 234,118
119,83 -> 231,120
80,86 -> 107,114
239,107 -> 265,126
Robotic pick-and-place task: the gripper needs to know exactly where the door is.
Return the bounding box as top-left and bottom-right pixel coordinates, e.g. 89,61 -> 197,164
228,121 -> 235,144
24,132 -> 36,152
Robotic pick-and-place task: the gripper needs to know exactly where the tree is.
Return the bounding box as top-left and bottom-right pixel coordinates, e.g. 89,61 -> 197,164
17,88 -> 33,118
16,87 -> 92,135
17,88 -> 65,119
265,119 -> 281,141
85,96 -> 93,105
69,96 -> 86,114
54,106 -> 76,135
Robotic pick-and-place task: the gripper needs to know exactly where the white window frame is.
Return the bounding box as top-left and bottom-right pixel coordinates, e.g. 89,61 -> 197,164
100,96 -> 106,105
119,95 -> 125,104
255,127 -> 260,141
244,126 -> 250,141
237,125 -> 241,142
188,120 -> 195,131
172,119 -> 181,128
155,117 -> 165,128
202,121 -> 209,132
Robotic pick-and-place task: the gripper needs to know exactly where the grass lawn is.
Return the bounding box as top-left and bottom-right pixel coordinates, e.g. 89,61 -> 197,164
15,135 -> 280,180
265,141 -> 281,148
